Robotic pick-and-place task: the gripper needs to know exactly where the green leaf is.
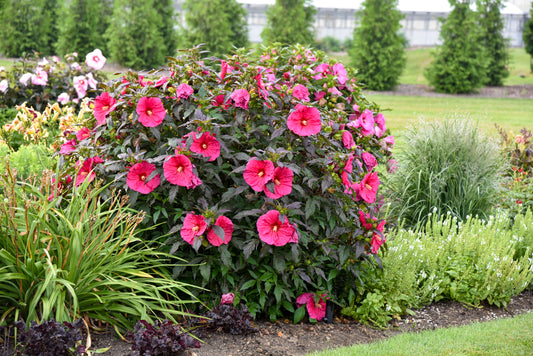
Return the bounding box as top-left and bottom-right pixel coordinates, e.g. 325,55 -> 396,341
240,280 -> 256,291
274,284 -> 283,303
294,305 -> 306,324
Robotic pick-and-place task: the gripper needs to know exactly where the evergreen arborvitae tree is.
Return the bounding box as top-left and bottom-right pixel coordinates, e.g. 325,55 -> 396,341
261,0 -> 316,45
0,0 -> 59,57
477,0 -> 509,86
153,0 -> 179,56
182,0 -> 248,58
56,0 -> 113,57
105,0 -> 166,70
425,0 -> 487,94
349,0 -> 406,91
523,6 -> 533,72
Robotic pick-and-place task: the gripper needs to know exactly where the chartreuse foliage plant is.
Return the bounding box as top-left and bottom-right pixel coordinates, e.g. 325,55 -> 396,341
342,210 -> 533,328
386,116 -> 504,229
0,165 -> 199,330
57,44 -> 395,321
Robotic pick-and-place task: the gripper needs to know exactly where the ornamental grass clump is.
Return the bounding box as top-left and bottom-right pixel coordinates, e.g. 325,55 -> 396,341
57,44 -> 395,320
387,116 -> 504,229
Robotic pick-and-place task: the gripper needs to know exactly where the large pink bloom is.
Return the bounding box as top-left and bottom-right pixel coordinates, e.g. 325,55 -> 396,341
85,49 -> 106,70
264,167 -> 293,199
190,131 -> 220,161
126,161 -> 160,194
375,113 -> 386,138
32,69 -> 48,86
136,97 -> 166,127
333,63 -> 347,85
164,154 -> 193,186
76,127 -> 91,141
230,88 -> 250,110
176,83 -> 194,99
60,139 -> 77,155
358,172 -> 380,204
207,215 -> 234,246
296,293 -> 327,321
256,210 -> 296,246
287,104 -> 321,136
93,92 -> 116,126
292,84 -> 310,102
181,213 -> 207,245
75,158 -> 96,187
73,75 -> 88,98
372,220 -> 386,254
342,131 -> 356,149
358,110 -> 375,136
243,159 -> 274,192
361,152 -> 377,171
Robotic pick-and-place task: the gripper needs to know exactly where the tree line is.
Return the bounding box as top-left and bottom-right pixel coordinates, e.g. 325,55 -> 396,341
1,0 -> 531,93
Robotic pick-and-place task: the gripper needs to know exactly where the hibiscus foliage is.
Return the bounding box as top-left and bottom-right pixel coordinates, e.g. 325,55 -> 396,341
58,44 -> 394,320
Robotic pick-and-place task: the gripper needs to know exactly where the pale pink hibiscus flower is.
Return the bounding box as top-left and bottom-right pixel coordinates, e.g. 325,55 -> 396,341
358,172 -> 380,204
19,73 -> 32,86
136,97 -> 166,127
0,80 -> 8,93
86,72 -> 98,90
264,166 -> 293,199
358,110 -> 375,136
73,75 -> 88,98
231,88 -> 250,110
190,131 -> 220,161
85,49 -> 106,70
180,213 -> 207,245
58,93 -> 70,105
126,161 -> 161,194
93,92 -> 116,126
243,158 -> 274,192
296,293 -> 328,321
374,113 -> 386,138
333,63 -> 347,85
383,135 -> 395,149
154,76 -> 169,87
292,84 -> 310,102
287,104 -> 321,136
32,69 -> 48,86
256,210 -> 297,246
164,154 -> 194,186
176,83 -> 194,99
220,293 -> 235,305
207,215 -> 234,246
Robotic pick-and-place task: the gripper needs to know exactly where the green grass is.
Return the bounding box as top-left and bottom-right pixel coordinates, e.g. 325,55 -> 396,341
311,311 -> 533,356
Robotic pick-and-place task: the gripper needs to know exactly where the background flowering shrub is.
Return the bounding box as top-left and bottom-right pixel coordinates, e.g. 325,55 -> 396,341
0,50 -> 107,111
60,45 -> 394,320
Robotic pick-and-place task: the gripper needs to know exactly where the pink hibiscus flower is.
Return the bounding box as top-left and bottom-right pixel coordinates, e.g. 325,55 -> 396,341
333,63 -> 347,85
375,113 -> 386,138
220,293 -> 235,305
180,213 -> 207,245
383,135 -> 395,149
292,84 -> 310,102
75,158 -> 96,187
358,211 -> 374,230
287,104 -> 321,136
58,93 -> 70,105
358,172 -> 380,204
163,154 -> 193,186
358,110 -> 375,136
256,210 -> 297,246
136,97 -> 166,127
342,131 -> 356,149
296,293 -> 327,321
93,92 -> 116,126
264,166 -> 293,199
59,139 -> 77,155
126,161 -> 161,194
187,169 -> 203,190
190,131 -> 220,161
154,76 -> 169,87
220,60 -> 232,81
230,88 -> 250,110
85,49 -> 106,70
32,69 -> 48,86
243,159 -> 274,192
73,75 -> 88,98
372,220 -> 386,254
313,63 -> 332,80
0,79 -> 8,93
76,127 -> 91,141
176,83 -> 194,99
212,94 -> 229,109
207,215 -> 234,246
361,152 -> 377,171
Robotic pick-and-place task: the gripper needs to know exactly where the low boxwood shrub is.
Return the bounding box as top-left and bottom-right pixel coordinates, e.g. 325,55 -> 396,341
57,44 -> 395,320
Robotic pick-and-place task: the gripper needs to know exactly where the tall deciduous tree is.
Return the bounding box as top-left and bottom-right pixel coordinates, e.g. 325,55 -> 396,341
261,0 -> 316,45
182,0 -> 248,58
523,6 -> 533,72
153,0 -> 179,57
349,0 -> 406,91
0,0 -> 59,57
424,0 -> 487,94
105,0 -> 167,70
55,0 -> 113,57
477,0 -> 509,86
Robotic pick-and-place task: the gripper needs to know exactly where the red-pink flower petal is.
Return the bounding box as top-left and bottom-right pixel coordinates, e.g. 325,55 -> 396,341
306,295 -> 327,321
76,127 -> 91,141
207,215 -> 234,246
126,161 -> 160,194
361,152 -> 377,171
181,213 -> 207,245
93,92 -> 116,126
296,293 -> 313,308
136,97 -> 166,127
164,154 -> 193,186
358,172 -> 380,204
292,84 -> 310,102
190,131 -> 220,161
256,210 -> 296,246
342,131 -> 355,149
264,167 -> 293,199
230,88 -> 250,110
287,104 -> 321,136
176,83 -> 194,99
75,158 -> 95,187
243,159 -> 274,192
60,139 -> 77,155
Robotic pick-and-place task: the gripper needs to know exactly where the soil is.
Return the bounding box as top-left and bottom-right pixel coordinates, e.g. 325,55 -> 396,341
79,290 -> 533,356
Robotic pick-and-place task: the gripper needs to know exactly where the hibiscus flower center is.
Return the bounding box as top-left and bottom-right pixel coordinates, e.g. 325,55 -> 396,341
192,226 -> 199,232
258,170 -> 265,177
201,143 -> 208,149
301,119 -> 308,126
102,105 -> 109,111
177,166 -> 183,173
365,183 -> 372,191
146,109 -> 153,116
272,225 -> 278,232
274,178 -> 280,185
140,174 -> 146,182
93,56 -> 100,62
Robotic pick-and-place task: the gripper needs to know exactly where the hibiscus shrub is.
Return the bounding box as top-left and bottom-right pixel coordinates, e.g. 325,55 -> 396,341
0,49 -> 107,111
59,44 -> 394,321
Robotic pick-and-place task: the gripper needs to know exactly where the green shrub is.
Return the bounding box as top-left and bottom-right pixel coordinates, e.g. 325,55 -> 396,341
0,144 -> 55,180
0,108 -> 17,127
386,116 -> 504,229
0,166 -> 199,330
342,210 -> 533,327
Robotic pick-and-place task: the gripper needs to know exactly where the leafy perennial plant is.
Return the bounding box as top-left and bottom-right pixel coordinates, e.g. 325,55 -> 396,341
58,45 -> 395,320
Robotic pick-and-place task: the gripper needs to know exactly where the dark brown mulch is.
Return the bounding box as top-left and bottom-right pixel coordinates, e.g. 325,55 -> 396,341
71,289 -> 533,356
366,84 -> 533,99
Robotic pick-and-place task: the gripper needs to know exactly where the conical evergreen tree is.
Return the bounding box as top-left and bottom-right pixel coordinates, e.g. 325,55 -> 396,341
182,0 -> 248,58
523,6 -> 533,72
349,0 -> 406,91
424,0 -> 487,94
153,0 -> 179,57
477,0 -> 509,86
105,0 -> 166,70
56,0 -> 113,57
261,0 -> 316,45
